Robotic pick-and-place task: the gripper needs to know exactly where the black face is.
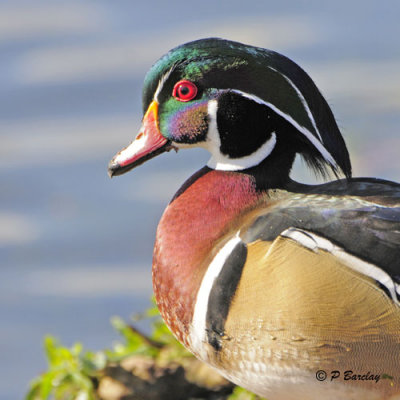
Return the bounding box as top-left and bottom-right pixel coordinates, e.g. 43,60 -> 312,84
216,91 -> 278,158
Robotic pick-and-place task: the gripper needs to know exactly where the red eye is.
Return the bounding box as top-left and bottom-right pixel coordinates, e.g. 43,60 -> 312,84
172,80 -> 198,102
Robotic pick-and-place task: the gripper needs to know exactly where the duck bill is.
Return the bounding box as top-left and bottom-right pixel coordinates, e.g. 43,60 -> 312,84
108,100 -> 172,177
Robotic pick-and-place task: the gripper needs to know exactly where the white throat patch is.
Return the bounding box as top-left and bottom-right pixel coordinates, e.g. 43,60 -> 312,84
204,99 -> 277,171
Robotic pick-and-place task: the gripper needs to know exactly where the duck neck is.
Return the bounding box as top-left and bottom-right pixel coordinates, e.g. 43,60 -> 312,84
245,140 -> 296,190
153,165 -> 282,345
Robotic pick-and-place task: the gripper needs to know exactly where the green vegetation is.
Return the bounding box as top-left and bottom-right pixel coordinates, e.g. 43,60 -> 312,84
26,336 -> 102,400
26,302 -> 263,400
228,387 -> 261,400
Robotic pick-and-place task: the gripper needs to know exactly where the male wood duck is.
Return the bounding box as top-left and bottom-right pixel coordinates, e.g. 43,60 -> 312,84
108,38 -> 400,400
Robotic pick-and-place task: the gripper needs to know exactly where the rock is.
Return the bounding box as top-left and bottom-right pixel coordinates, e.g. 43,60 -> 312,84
97,354 -> 234,400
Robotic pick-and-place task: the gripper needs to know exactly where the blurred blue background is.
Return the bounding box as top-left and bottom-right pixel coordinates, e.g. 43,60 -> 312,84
1,1 -> 399,398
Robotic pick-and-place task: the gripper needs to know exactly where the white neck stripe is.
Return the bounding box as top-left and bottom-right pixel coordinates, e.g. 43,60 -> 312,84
207,134 -> 277,171
204,99 -> 278,171
231,90 -> 337,168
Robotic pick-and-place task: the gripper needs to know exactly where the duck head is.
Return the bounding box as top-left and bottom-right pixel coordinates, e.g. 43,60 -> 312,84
108,38 -> 351,182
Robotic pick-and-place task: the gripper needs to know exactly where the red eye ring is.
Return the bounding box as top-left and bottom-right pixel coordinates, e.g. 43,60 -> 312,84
172,80 -> 198,102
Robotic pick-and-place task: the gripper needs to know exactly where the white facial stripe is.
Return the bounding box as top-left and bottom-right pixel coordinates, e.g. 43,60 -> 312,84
204,99 -> 277,171
154,66 -> 175,102
231,90 -> 337,169
204,99 -> 220,148
268,66 -> 323,142
189,234 -> 242,360
281,227 -> 400,305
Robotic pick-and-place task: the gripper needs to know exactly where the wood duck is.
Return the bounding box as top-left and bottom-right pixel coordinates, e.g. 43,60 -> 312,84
108,38 -> 400,400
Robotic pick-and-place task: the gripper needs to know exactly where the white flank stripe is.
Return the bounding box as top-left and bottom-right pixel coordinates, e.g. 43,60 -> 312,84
231,90 -> 337,168
205,99 -> 277,171
268,66 -> 323,142
189,234 -> 243,360
281,227 -> 400,305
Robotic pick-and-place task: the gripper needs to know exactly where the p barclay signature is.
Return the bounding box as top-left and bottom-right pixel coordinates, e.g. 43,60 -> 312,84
316,370 -> 394,384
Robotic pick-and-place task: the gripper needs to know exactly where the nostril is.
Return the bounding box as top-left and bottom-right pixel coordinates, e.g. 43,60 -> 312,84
136,132 -> 144,140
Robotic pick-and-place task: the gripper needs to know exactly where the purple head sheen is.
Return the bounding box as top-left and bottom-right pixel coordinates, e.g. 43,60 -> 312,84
168,100 -> 209,143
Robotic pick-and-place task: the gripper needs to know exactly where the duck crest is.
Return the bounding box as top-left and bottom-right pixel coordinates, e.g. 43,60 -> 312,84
152,167 -> 263,345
